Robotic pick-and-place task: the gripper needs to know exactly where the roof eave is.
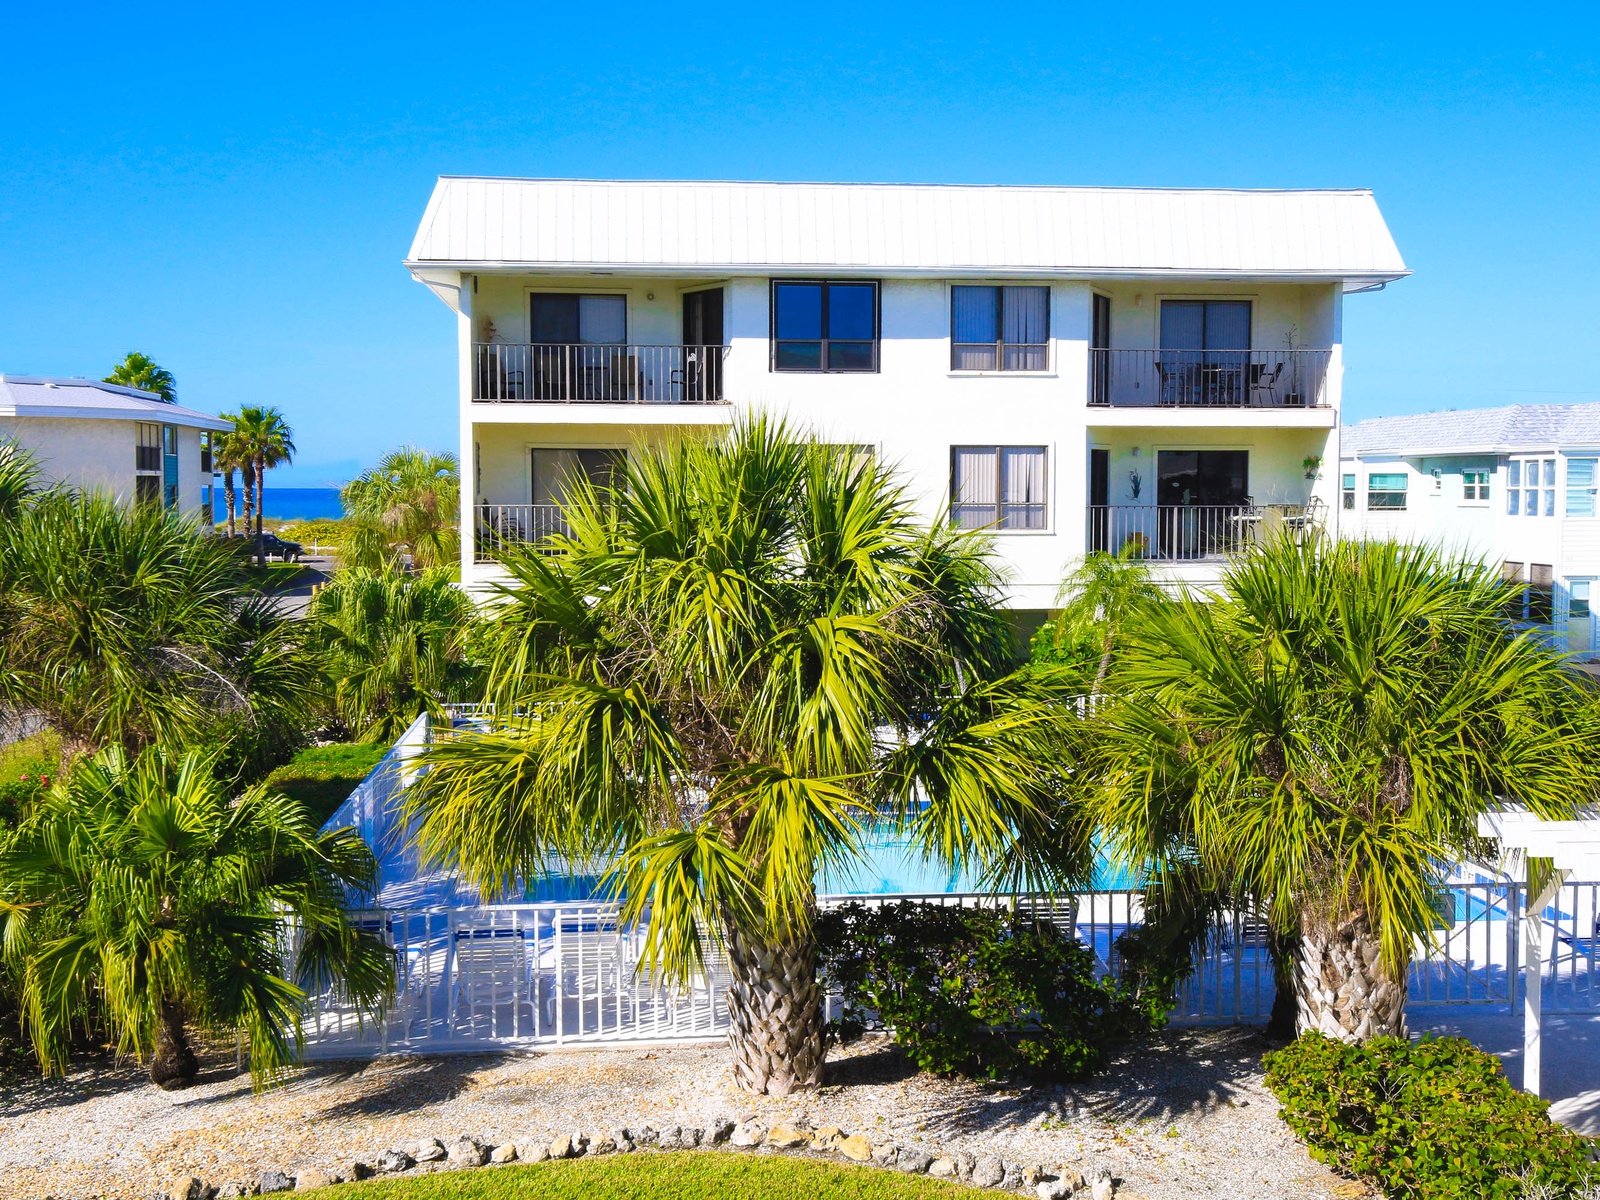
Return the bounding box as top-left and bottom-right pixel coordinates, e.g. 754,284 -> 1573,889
403,259 -> 1410,289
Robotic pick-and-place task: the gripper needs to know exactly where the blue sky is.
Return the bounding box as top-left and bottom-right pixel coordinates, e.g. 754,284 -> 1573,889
3,3 -> 1597,485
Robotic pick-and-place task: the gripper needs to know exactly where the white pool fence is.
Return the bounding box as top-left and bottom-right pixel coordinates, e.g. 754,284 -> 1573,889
295,880 -> 1599,1059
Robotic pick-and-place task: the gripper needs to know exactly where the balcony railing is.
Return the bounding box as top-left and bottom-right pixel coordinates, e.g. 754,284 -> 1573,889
1088,349 -> 1332,409
1088,503 -> 1317,561
474,504 -> 570,563
474,343 -> 729,404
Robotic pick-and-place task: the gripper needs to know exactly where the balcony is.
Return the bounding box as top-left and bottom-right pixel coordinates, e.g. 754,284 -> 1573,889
1088,503 -> 1319,561
474,344 -> 729,404
474,504 -> 570,563
1088,349 -> 1332,409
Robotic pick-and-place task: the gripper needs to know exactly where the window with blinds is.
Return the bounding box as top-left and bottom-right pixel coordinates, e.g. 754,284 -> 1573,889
1366,472 -> 1408,510
950,446 -> 1048,531
950,286 -> 1049,371
1566,458 -> 1597,517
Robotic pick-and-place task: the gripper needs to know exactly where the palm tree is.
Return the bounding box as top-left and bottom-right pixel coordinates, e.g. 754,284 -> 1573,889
340,447 -> 461,571
103,352 -> 176,403
0,745 -> 393,1089
1090,536 -> 1600,1041
0,490 -> 319,757
212,420 -> 248,536
306,565 -> 479,743
1038,547 -> 1167,691
404,418 -> 1089,1094
0,439 -> 39,520
232,407 -> 296,565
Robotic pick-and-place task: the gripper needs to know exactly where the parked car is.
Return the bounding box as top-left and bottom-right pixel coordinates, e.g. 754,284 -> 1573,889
255,533 -> 304,563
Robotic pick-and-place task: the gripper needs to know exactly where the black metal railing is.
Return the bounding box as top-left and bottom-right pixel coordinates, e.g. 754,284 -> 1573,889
474,343 -> 730,404
1087,503 -> 1317,561
1088,349 -> 1332,409
473,504 -> 571,563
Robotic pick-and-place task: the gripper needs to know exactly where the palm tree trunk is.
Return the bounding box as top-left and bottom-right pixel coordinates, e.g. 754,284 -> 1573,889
223,468 -> 237,536
255,458 -> 266,567
149,997 -> 198,1090
242,471 -> 255,533
1266,925 -> 1300,1041
1294,911 -> 1406,1042
722,924 -> 825,1095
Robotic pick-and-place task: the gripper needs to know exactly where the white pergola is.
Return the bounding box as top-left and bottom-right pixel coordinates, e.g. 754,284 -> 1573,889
1476,808 -> 1600,1096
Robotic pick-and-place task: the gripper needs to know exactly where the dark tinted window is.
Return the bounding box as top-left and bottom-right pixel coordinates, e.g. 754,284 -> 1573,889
772,281 -> 878,372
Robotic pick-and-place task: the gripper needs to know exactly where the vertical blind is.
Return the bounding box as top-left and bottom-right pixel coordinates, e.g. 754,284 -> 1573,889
951,286 -> 1048,370
951,446 -> 1047,530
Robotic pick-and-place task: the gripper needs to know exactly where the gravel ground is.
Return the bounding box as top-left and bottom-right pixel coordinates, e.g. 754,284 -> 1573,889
0,1027 -> 1362,1200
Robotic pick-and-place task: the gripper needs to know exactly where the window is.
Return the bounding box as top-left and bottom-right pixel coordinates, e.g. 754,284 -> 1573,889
136,422 -> 161,474
1462,468 -> 1490,502
1528,563 -> 1554,624
1342,474 -> 1356,510
1567,458 -> 1598,516
771,281 -> 878,372
1509,457 -> 1555,517
200,432 -> 213,475
1367,472 -> 1408,510
532,448 -> 626,506
1570,580 -> 1591,622
950,446 -> 1047,531
134,475 -> 160,506
530,293 -> 626,344
950,286 -> 1049,371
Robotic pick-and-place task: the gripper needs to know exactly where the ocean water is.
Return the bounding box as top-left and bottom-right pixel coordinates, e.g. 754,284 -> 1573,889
257,487 -> 344,521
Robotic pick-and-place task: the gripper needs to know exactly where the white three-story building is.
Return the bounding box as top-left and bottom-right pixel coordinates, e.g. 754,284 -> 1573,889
405,178 -> 1407,634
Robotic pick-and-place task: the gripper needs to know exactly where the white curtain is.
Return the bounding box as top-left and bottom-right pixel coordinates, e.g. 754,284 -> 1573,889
1001,287 -> 1048,345
951,447 -> 998,529
1001,446 -> 1047,529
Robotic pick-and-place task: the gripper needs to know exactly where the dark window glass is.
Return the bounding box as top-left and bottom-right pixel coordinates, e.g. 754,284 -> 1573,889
774,283 -> 822,338
135,475 -> 160,506
828,285 -> 876,340
775,341 -> 823,370
530,294 -> 580,343
772,281 -> 877,372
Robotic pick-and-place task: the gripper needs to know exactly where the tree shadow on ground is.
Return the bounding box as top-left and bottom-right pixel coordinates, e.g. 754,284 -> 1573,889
820,1026 -> 1269,1141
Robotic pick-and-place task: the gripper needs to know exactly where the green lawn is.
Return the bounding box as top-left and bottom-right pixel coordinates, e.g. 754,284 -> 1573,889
265,742 -> 388,826
304,1153 -> 971,1199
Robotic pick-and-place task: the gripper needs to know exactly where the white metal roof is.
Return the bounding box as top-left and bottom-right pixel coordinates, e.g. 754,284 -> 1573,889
406,178 -> 1409,290
0,376 -> 232,432
1342,403 -> 1600,458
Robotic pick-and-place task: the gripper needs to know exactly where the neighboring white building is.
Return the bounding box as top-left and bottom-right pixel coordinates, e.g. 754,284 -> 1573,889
1341,404 -> 1600,658
0,376 -> 230,519
404,178 -> 1408,626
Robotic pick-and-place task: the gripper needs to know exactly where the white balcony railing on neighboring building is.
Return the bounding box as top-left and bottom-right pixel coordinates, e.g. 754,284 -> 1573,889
1089,348 -> 1332,409
1088,503 -> 1318,561
474,344 -> 730,404
474,504 -> 569,562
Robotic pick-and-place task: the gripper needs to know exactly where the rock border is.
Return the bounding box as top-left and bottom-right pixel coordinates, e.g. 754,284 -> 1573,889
144,1115 -> 1119,1199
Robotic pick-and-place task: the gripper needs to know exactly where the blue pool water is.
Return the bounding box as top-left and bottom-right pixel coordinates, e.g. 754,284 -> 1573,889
516,839 -> 1140,903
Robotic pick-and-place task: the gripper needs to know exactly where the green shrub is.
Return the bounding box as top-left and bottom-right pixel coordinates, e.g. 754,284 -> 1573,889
1264,1032 -> 1600,1199
0,731 -> 61,827
265,742 -> 388,827
815,901 -> 1146,1081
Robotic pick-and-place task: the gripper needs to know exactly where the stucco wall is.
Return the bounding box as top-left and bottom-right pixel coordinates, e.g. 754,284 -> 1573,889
463,272 -> 1345,606
0,415 -> 211,518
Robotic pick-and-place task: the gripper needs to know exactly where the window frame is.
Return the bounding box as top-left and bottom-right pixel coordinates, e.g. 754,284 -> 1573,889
948,284 -> 1052,373
1566,457 -> 1598,517
1341,473 -> 1356,511
1509,456 -> 1555,517
1366,471 -> 1408,511
769,280 -> 881,373
1461,467 -> 1491,504
135,422 -> 162,476
949,445 -> 1050,533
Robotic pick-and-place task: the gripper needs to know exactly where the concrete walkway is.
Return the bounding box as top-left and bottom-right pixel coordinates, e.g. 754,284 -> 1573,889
1409,1005 -> 1600,1134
